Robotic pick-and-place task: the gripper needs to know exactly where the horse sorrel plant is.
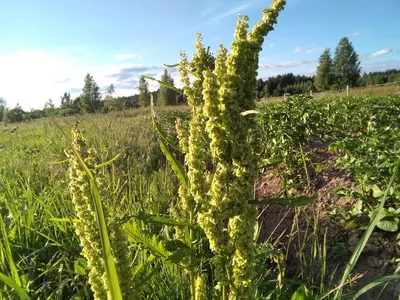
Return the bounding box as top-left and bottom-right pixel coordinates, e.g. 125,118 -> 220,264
150,1 -> 287,299
61,1 -> 287,299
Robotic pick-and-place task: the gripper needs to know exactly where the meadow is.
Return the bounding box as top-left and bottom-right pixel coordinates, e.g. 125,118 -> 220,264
1,1 -> 399,299
0,93 -> 399,299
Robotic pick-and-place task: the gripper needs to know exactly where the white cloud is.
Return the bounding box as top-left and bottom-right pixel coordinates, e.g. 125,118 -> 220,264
352,32 -> 361,37
212,3 -> 254,22
0,48 -> 175,110
362,60 -> 400,72
260,59 -> 318,70
201,3 -> 220,17
115,53 -> 142,61
293,46 -> 302,54
370,49 -> 393,58
293,45 -> 324,54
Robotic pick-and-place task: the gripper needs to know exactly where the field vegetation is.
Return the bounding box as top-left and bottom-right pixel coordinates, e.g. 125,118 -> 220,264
0,0 -> 399,299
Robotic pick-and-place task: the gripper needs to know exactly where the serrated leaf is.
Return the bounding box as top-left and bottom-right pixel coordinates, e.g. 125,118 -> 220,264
125,222 -> 170,259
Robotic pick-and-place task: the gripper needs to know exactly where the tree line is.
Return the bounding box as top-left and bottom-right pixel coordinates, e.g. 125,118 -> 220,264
1,37 -> 399,123
0,69 -> 186,123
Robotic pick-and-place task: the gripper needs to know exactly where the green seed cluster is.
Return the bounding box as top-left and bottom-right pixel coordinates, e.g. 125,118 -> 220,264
66,128 -> 136,299
176,1 -> 286,298
65,128 -> 109,300
108,215 -> 137,299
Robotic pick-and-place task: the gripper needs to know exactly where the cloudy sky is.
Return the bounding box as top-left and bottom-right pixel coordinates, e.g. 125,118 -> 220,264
1,0 -> 399,110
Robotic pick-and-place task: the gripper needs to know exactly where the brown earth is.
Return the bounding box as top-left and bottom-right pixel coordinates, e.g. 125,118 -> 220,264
255,137 -> 399,299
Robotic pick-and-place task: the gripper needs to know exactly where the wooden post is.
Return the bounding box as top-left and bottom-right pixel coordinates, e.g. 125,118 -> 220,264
346,85 -> 349,96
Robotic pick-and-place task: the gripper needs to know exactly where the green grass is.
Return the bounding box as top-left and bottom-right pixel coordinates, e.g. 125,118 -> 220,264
0,96 -> 399,299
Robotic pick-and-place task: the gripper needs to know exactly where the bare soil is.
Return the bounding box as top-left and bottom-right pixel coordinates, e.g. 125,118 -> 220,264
255,137 -> 399,299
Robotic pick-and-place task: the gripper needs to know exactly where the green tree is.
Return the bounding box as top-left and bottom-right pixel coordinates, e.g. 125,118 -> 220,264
157,69 -> 177,106
81,73 -> 101,113
314,48 -> 334,91
333,37 -> 361,89
60,92 -> 72,108
104,84 -> 124,111
138,75 -> 150,107
43,98 -> 56,116
2,108 -> 9,123
0,97 -> 6,122
7,103 -> 25,123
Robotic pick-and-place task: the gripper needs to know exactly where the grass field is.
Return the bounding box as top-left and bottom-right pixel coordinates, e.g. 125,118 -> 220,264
260,81 -> 400,104
0,94 -> 399,299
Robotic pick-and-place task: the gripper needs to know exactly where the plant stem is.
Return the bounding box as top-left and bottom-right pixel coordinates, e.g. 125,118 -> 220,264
222,285 -> 227,300
189,211 -> 196,300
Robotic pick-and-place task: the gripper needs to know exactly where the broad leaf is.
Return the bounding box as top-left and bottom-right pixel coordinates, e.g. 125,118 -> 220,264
291,285 -> 315,300
74,258 -> 88,275
377,218 -> 398,232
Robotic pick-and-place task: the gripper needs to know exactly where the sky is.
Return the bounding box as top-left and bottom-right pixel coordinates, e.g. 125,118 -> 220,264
1,0 -> 399,110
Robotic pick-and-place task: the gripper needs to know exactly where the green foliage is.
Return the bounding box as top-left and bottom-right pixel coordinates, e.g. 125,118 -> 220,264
333,37 -> 361,89
6,103 -> 25,123
104,84 -> 125,112
257,73 -> 315,98
0,97 -> 6,122
43,99 -> 56,116
60,92 -> 73,108
157,69 -> 177,106
138,75 -> 150,107
81,73 -> 102,113
314,48 -> 334,91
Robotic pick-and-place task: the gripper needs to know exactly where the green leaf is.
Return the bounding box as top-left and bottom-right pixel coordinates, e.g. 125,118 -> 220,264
163,63 -> 179,68
333,163 -> 399,300
143,75 -> 183,94
249,195 -> 317,207
0,273 -> 30,300
74,258 -> 88,275
149,97 -> 188,188
291,285 -> 315,300
158,137 -> 188,189
125,222 -> 170,260
241,110 -> 261,116
0,214 -> 21,287
95,153 -> 121,168
164,239 -> 190,252
344,219 -> 357,230
372,184 -> 384,198
167,247 -> 191,264
352,274 -> 400,299
377,218 -> 398,232
49,217 -> 81,223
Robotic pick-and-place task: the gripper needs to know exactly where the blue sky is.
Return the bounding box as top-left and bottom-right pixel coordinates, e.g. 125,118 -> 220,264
1,0 -> 399,110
